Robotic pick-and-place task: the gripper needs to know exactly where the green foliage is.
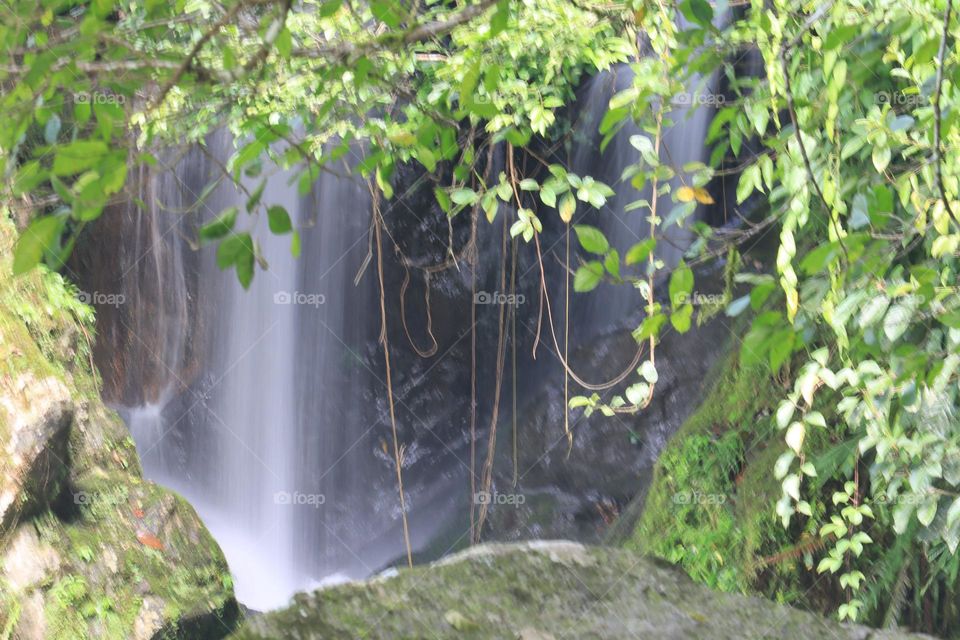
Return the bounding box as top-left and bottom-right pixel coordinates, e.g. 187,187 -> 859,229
624,0 -> 960,632
635,428 -> 747,592
1,0 -> 627,288
725,0 -> 960,628
631,350 -> 809,599
5,0 -> 960,633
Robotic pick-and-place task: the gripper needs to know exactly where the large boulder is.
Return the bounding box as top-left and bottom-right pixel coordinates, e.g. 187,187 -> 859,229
232,541 -> 931,639
0,216 -> 238,639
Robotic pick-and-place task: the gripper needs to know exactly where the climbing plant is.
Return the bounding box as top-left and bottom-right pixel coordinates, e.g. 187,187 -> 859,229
741,0 -> 960,628
575,0 -> 960,631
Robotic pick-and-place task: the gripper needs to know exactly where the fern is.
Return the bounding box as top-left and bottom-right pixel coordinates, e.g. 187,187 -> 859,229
861,524 -> 915,628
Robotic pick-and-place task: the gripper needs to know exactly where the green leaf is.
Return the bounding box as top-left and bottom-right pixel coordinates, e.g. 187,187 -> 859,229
917,498 -> 938,527
893,502 -> 915,533
434,187 -> 452,214
481,190 -> 498,223
872,145 -> 891,173
946,498 -> 960,527
290,230 -> 302,258
670,303 -> 693,333
573,225 -> 609,254
638,313 -> 667,341
451,188 -> 479,206
52,141 -> 108,176
200,207 -> 239,243
939,310 -> 960,328
668,262 -> 693,307
736,165 -> 758,203
267,205 -> 293,234
804,411 -> 827,428
775,452 -> 795,479
44,114 -> 61,144
783,474 -> 801,501
319,0 -> 342,16
489,0 -> 509,34
558,193 -> 576,223
370,0 -> 402,27
13,216 -> 64,274
573,261 -> 604,292
540,184 -> 556,208
859,295 -> 890,328
625,239 -> 656,265
639,360 -> 658,383
625,382 -> 649,405
776,400 -> 795,429
604,250 -> 620,279
786,422 -> 805,453
216,234 -> 257,289
681,0 -> 713,26
883,303 -> 912,341
275,27 -> 292,58
725,295 -> 750,317
12,161 -> 46,196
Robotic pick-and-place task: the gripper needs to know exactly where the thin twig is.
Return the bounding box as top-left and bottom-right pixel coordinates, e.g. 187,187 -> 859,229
370,181 -> 413,567
933,0 -> 959,226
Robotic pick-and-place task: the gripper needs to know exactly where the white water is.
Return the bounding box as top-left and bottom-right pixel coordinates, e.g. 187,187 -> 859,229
114,46 -> 724,609
120,137 -> 420,610
568,63 -> 720,330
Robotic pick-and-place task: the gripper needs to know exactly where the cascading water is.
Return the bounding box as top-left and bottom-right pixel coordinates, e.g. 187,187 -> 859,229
96,48 -> 726,610
566,63 -> 721,333
183,144 -> 307,607
112,136 -> 455,609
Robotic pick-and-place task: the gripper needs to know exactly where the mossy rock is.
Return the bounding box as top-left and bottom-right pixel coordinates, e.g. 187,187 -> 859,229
626,345 -> 801,595
0,215 -> 238,639
231,541 -> 931,640
625,326 -> 847,612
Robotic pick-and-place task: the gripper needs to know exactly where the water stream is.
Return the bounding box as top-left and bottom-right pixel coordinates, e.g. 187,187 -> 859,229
97,62 -> 722,610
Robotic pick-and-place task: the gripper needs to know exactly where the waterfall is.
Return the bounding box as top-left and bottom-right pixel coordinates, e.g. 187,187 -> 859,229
100,47 -> 724,609
113,136 -> 454,610
566,63 -> 720,333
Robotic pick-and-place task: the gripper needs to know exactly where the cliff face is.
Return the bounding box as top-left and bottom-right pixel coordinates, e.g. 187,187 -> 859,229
0,216 -> 237,639
232,541 -> 932,640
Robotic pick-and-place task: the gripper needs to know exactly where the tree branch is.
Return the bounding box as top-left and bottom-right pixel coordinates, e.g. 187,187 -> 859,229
291,0 -> 499,62
933,0 -> 959,226
151,0 -> 266,108
779,1 -> 849,260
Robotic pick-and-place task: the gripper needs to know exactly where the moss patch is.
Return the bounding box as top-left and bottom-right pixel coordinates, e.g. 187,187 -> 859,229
0,213 -> 238,639
230,542 -> 928,640
625,348 -> 808,601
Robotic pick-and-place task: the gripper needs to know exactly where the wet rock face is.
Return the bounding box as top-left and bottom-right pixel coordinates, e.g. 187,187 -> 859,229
231,541 -> 933,640
0,373 -> 72,529
0,218 -> 237,639
68,174 -> 205,408
482,265 -> 734,544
